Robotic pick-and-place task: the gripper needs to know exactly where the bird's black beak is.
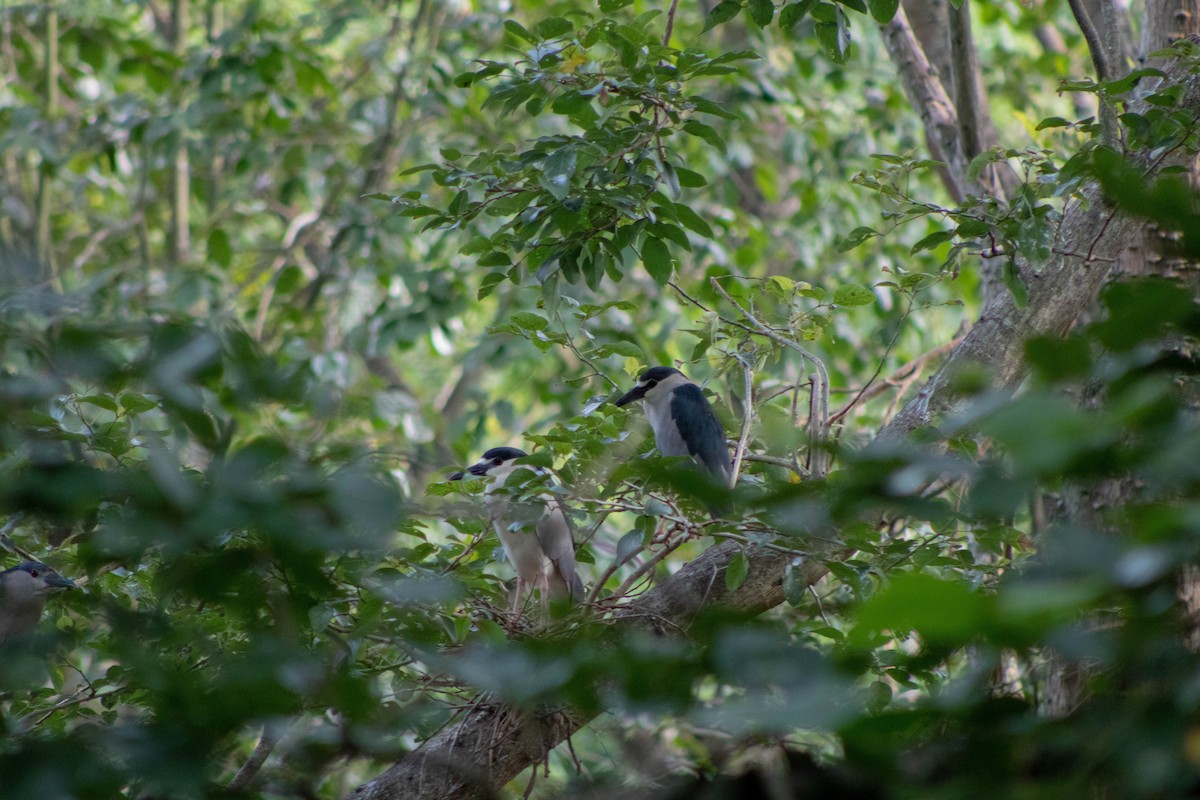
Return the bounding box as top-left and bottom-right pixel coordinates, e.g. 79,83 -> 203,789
614,384 -> 647,407
46,573 -> 75,590
449,463 -> 489,480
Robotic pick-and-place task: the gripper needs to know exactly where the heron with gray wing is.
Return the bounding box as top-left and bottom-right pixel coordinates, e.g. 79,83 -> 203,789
0,561 -> 75,643
450,447 -> 585,615
615,366 -> 734,487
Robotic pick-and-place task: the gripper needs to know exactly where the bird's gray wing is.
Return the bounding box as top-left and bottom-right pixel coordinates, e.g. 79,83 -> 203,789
536,501 -> 584,602
670,384 -> 733,483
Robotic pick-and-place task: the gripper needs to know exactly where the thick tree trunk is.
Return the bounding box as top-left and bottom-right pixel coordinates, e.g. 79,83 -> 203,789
1122,0 -> 1200,280
344,37 -> 1200,800
1037,0 -> 1200,718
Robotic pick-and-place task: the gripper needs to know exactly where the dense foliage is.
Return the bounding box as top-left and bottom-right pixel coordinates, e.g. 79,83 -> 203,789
2,1 -> 1200,798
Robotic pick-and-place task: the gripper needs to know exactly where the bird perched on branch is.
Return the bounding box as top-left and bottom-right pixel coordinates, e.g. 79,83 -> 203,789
450,447 -> 585,614
615,366 -> 733,487
0,561 -> 75,643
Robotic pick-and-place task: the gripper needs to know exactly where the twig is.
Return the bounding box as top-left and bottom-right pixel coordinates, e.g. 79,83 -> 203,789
441,531 -> 488,575
553,308 -> 620,390
830,333 -> 962,425
730,360 -> 753,487
662,0 -> 680,46
741,452 -> 808,478
584,530 -> 647,604
611,533 -> 689,599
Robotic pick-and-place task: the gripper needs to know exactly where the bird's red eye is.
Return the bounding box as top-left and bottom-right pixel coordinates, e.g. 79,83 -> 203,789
30,570 -> 39,578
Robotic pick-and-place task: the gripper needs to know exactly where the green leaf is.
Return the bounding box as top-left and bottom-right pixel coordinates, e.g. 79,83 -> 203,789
955,219 -> 991,238
911,230 -> 955,254
866,0 -> 899,22
866,681 -> 892,713
780,0 -> 818,30
725,550 -> 750,591
92,432 -> 130,456
607,341 -> 645,358
535,17 -> 573,39
682,120 -> 727,155
478,272 -> 507,300
747,0 -> 775,26
852,573 -> 989,646
661,161 -> 682,201
838,225 -> 878,251
207,228 -> 232,268
616,530 -> 643,565
551,91 -> 590,115
510,312 -> 549,332
1002,261 -> 1028,308
640,237 -> 673,284
703,1 -> 743,33
78,395 -> 119,413
649,221 -> 692,251
675,167 -> 708,187
1035,116 -> 1072,130
1100,67 -> 1166,96
769,275 -> 795,294
673,202 -> 715,239
119,393 -> 159,413
503,19 -> 538,43
815,11 -> 851,63
478,251 -> 512,268
690,96 -> 744,121
833,283 -> 874,306
541,148 -> 577,200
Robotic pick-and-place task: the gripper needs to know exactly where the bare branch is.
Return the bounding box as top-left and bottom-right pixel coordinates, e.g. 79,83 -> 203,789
1070,0 -> 1115,82
1067,0 -> 1120,142
881,6 -> 972,202
730,361 -> 754,487
662,0 -> 680,46
947,3 -> 984,161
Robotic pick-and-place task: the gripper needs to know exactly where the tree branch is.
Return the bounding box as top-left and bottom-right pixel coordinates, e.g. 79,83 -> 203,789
344,42 -> 1200,800
1067,0 -> 1120,142
347,539 -> 816,800
947,3 -> 983,162
880,5 -> 972,203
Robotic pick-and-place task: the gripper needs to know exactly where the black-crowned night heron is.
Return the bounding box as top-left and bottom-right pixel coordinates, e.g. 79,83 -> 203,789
0,561 -> 75,642
615,366 -> 733,487
450,447 -> 585,613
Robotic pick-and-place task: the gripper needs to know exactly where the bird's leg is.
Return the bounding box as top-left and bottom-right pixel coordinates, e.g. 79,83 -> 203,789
510,577 -> 526,617
538,573 -> 550,617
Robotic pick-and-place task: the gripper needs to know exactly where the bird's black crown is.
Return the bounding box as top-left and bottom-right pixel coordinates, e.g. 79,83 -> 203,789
638,366 -> 682,383
480,447 -> 528,462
